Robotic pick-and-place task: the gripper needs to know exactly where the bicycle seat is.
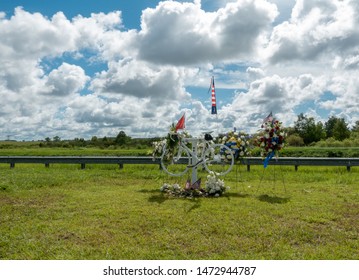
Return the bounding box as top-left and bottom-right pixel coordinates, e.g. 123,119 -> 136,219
204,133 -> 213,141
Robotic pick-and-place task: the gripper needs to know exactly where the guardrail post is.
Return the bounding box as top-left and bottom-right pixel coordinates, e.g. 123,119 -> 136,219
81,163 -> 86,169
295,165 -> 298,171
247,164 -> 250,172
119,164 -> 123,169
347,165 -> 351,172
45,163 -> 50,168
10,163 -> 15,169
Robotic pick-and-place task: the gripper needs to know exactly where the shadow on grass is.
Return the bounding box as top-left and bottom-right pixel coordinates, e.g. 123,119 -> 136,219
138,189 -> 168,204
226,193 -> 251,198
186,198 -> 201,212
138,189 -> 159,194
148,194 -> 168,204
257,194 -> 291,204
146,193 -> 203,212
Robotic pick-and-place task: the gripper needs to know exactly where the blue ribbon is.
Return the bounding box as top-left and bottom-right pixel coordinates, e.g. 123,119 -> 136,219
263,151 -> 275,168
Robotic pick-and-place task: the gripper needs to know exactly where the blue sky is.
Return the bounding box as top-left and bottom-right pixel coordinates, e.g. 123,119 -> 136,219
0,0 -> 158,28
1,0 -> 358,140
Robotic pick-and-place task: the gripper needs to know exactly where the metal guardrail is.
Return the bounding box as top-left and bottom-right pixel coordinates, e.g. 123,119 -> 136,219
240,157 -> 359,171
0,156 -> 358,171
0,156 -> 160,169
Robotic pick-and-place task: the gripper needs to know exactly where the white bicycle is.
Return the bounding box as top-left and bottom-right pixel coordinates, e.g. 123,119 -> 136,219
160,133 -> 234,177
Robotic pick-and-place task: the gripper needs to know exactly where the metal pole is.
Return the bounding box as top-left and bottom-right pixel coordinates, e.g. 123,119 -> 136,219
191,140 -> 198,184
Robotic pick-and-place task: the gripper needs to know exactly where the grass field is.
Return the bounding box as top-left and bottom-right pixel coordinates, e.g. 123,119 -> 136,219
0,162 -> 358,260
2,141 -> 359,157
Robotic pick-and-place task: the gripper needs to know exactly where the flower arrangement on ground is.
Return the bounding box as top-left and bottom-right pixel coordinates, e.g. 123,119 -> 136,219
204,172 -> 230,197
255,115 -> 286,167
160,173 -> 229,198
219,131 -> 251,161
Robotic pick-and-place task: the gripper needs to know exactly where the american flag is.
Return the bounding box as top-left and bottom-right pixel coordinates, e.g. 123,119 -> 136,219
263,111 -> 273,123
210,76 -> 217,114
185,178 -> 201,190
191,178 -> 201,190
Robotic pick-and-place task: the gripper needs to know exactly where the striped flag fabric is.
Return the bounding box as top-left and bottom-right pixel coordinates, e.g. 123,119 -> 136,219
210,76 -> 217,114
263,111 -> 273,123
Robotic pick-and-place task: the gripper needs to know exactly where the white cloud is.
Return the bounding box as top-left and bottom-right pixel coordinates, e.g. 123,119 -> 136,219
137,0 -> 278,65
0,8 -> 78,59
90,58 -> 190,104
44,63 -> 89,96
266,0 -> 358,64
1,1 -> 359,140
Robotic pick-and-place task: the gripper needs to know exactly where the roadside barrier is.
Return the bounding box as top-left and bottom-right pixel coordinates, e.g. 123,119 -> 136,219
1,156 -> 358,171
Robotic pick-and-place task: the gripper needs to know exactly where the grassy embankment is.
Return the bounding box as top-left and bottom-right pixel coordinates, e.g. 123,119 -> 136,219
1,159 -> 358,259
2,139 -> 359,157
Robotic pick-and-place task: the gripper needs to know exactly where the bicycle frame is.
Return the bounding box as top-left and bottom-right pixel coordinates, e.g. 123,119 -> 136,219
161,134 -> 234,182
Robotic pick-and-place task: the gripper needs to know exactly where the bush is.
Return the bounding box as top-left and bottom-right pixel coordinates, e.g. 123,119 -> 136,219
286,134 -> 305,147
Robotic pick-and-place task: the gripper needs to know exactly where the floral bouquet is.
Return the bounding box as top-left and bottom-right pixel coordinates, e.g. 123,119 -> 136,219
160,173 -> 229,198
160,179 -> 205,198
219,131 -> 251,160
255,116 -> 286,167
205,172 -> 230,197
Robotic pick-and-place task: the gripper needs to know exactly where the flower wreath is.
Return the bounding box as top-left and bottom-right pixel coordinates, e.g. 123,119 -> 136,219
255,117 -> 286,167
219,131 -> 251,161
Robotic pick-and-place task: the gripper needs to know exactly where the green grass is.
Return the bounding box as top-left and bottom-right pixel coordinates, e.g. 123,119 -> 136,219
2,141 -> 359,157
0,147 -> 151,156
0,163 -> 358,260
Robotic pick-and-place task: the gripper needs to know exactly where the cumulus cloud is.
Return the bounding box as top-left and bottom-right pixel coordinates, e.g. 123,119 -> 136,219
90,58 -> 190,103
266,0 -> 358,63
1,1 -> 359,140
44,63 -> 89,96
0,8 -> 78,59
137,0 -> 278,65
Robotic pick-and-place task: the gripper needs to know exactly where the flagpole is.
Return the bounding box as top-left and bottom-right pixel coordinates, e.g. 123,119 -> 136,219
210,76 -> 220,136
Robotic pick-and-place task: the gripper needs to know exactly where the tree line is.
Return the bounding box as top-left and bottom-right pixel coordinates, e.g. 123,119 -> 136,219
38,114 -> 359,149
286,114 -> 359,146
40,131 -> 158,149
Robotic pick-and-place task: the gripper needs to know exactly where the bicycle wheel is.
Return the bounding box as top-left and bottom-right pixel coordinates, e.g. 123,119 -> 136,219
203,144 -> 234,176
160,144 -> 190,176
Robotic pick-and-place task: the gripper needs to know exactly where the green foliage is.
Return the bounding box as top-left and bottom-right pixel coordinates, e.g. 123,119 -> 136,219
115,131 -> 131,145
286,134 -> 305,147
250,146 -> 359,157
325,116 -> 351,141
294,113 -> 326,145
1,164 -> 358,259
352,121 -> 359,132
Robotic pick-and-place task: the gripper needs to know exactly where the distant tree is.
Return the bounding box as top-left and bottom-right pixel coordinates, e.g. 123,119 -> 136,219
352,120 -> 359,132
333,119 -> 350,141
45,137 -> 51,143
115,131 -> 131,146
294,113 -> 325,145
325,116 -> 337,138
325,116 -> 350,141
53,136 -> 61,142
